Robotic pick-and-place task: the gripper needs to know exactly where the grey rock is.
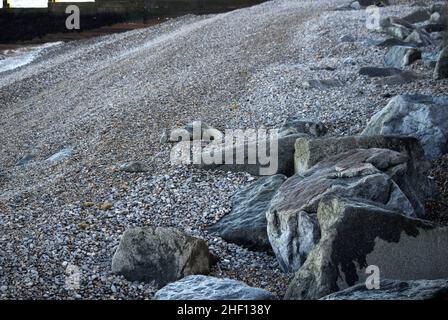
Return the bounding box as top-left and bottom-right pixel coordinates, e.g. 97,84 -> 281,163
209,174 -> 287,252
422,50 -> 440,68
340,34 -> 356,43
301,79 -> 344,90
194,133 -> 309,176
363,95 -> 448,160
373,38 -> 419,48
359,67 -> 403,77
378,17 -> 415,40
268,148 -> 423,273
294,135 -> 433,217
404,30 -> 432,46
373,71 -> 423,85
429,12 -> 442,24
402,9 -> 431,24
434,46 -> 448,80
46,147 -> 73,162
384,46 -> 421,68
111,227 -> 211,287
118,161 -> 149,173
154,275 -> 276,300
321,279 -> 448,300
350,2 -> 361,10
279,118 -> 327,138
285,196 -> 448,300
16,154 -> 35,166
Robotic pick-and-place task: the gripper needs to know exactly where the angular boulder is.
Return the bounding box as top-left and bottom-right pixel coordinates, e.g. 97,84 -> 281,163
154,275 -> 276,300
285,196 -> 448,300
402,9 -> 431,24
194,133 -> 308,176
321,279 -> 448,300
362,95 -> 448,160
267,148 -> 422,273
377,17 -> 415,40
434,46 -> 448,80
209,174 -> 287,252
112,227 -> 211,287
294,135 -> 433,218
384,46 -> 421,68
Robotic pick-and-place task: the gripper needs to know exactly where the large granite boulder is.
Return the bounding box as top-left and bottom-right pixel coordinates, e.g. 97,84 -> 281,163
194,133 -> 308,176
294,135 -> 433,218
385,46 -> 421,68
362,95 -> 448,160
209,174 -> 287,252
112,227 -> 211,287
285,196 -> 448,300
267,148 -> 423,273
434,46 -> 448,80
321,279 -> 448,300
154,275 -> 276,300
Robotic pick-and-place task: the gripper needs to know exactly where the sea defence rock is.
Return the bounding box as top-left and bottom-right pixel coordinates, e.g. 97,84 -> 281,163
209,174 -> 286,252
111,227 -> 211,287
321,279 -> 448,300
193,133 -> 309,176
267,148 -> 422,273
384,46 -> 421,68
402,9 -> 431,24
294,135 -> 433,218
285,196 -> 448,300
434,46 -> 448,80
154,275 -> 276,300
377,17 -> 415,40
363,95 -> 448,160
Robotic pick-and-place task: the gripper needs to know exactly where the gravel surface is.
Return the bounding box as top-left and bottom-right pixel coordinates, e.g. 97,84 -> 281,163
0,0 -> 447,299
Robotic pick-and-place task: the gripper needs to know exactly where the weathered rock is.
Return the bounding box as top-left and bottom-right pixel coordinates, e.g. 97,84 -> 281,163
321,279 -> 448,300
402,9 -> 431,24
359,66 -> 403,77
294,135 -> 433,218
301,79 -> 344,90
111,227 -> 211,286
373,38 -> 418,48
373,71 -> 423,85
46,147 -> 73,162
16,154 -> 35,166
194,133 -> 308,176
377,17 -> 415,40
404,30 -> 432,46
279,117 -> 327,138
350,1 -> 361,10
363,95 -> 448,160
285,196 -> 448,300
434,46 -> 448,80
268,148 -> 424,273
384,46 -> 421,68
154,275 -> 276,300
118,161 -> 149,173
161,121 -> 223,143
422,50 -> 440,68
209,174 -> 287,252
